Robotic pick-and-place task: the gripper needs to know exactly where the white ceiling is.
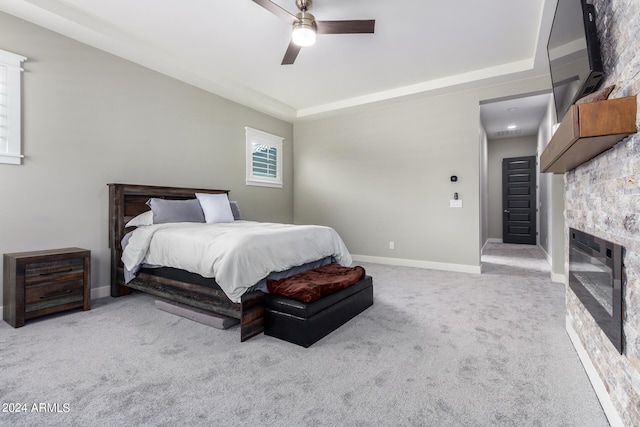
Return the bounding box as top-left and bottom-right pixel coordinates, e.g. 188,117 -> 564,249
480,92 -> 552,140
0,0 -> 557,125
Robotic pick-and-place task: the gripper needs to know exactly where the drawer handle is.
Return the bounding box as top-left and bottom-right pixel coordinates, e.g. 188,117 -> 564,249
40,289 -> 73,299
40,268 -> 73,276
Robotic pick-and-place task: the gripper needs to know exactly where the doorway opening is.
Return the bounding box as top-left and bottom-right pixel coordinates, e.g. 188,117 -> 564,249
479,90 -> 565,279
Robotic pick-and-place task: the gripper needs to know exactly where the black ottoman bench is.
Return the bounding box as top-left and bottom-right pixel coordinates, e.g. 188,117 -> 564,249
264,275 -> 373,348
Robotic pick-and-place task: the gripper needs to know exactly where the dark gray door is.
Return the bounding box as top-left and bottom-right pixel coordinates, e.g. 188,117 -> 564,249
502,156 -> 537,245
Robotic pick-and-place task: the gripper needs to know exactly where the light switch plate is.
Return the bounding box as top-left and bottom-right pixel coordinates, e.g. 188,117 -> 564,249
450,199 -> 463,208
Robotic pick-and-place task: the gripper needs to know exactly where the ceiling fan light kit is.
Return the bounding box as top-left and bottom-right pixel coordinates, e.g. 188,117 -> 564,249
292,12 -> 316,46
252,0 -> 375,64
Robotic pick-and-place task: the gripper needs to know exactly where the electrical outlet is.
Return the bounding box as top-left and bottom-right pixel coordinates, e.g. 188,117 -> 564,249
389,241 -> 395,250
450,199 -> 463,208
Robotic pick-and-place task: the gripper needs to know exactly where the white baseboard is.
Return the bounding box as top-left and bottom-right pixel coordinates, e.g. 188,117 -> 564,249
538,246 -> 566,284
482,238 -> 503,254
351,254 -> 481,274
566,319 -> 624,427
91,285 -> 111,300
541,245 -> 552,264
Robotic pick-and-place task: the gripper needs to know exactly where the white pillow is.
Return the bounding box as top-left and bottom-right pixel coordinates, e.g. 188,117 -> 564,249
125,210 -> 153,227
195,193 -> 235,224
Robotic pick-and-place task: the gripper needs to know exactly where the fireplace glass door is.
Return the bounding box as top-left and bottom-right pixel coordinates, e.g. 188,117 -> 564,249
569,228 -> 624,354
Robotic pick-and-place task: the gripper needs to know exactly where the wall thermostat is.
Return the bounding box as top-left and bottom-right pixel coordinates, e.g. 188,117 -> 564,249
450,175 -> 458,182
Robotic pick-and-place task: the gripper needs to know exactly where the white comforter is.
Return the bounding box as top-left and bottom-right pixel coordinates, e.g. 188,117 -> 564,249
122,221 -> 352,303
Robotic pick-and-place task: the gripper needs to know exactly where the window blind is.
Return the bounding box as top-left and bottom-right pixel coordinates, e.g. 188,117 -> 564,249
245,126 -> 283,188
0,65 -> 7,154
0,49 -> 26,164
252,143 -> 278,178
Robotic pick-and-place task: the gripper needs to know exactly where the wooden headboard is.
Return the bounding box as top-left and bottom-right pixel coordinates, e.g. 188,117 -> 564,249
107,183 -> 229,296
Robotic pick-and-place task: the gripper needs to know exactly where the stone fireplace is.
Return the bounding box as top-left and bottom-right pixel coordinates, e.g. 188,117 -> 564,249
564,1 -> 640,425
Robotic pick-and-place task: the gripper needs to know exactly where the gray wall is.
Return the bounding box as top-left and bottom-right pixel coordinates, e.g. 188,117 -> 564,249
294,77 -> 549,271
480,127 -> 489,248
487,136 -> 538,240
0,12 -> 294,304
537,101 -> 554,256
537,96 -> 565,282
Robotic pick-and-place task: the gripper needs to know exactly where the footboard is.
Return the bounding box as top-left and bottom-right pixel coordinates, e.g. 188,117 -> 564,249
240,290 -> 265,341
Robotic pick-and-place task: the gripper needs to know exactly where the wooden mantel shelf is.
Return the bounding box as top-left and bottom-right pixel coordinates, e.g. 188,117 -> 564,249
540,96 -> 637,174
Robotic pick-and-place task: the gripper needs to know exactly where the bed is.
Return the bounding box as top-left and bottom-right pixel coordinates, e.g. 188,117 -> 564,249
108,183 -> 350,341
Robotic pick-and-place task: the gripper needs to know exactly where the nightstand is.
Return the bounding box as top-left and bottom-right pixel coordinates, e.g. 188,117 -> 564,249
3,248 -> 91,327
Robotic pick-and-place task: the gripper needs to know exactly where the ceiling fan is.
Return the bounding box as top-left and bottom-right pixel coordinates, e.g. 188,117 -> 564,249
252,0 -> 375,65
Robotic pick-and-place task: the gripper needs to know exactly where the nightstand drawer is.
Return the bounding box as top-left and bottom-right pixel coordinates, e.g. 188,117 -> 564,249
25,279 -> 84,310
25,258 -> 85,286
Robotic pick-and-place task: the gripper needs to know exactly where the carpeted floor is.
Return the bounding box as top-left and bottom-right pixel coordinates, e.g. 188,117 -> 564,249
0,243 -> 609,426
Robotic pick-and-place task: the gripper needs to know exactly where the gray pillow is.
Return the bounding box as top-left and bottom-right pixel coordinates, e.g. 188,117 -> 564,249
146,198 -> 205,224
230,201 -> 242,220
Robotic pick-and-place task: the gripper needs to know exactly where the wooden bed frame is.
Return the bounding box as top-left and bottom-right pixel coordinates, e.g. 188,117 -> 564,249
108,183 -> 264,341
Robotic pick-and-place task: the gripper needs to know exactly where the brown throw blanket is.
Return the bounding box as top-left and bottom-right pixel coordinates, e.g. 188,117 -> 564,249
267,264 -> 366,303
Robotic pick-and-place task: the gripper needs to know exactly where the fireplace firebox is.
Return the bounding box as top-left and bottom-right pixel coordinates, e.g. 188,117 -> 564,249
569,228 -> 625,353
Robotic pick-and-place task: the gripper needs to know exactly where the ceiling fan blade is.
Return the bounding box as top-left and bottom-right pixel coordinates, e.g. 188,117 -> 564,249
252,0 -> 297,25
281,40 -> 302,65
316,20 -> 375,34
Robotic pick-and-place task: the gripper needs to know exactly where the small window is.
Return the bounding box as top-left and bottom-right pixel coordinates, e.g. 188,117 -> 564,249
245,127 -> 283,188
0,49 -> 27,165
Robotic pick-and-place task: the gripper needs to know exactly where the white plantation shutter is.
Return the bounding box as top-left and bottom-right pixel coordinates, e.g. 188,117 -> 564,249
252,144 -> 278,178
0,65 -> 7,154
245,127 -> 283,188
0,49 -> 26,165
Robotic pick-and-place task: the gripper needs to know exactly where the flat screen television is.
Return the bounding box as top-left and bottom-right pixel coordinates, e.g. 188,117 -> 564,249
547,0 -> 604,122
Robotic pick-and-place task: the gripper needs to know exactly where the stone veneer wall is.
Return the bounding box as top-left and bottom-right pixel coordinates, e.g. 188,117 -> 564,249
564,1 -> 640,425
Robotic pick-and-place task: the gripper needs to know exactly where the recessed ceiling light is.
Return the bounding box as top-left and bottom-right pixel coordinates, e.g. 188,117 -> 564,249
507,124 -> 517,130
